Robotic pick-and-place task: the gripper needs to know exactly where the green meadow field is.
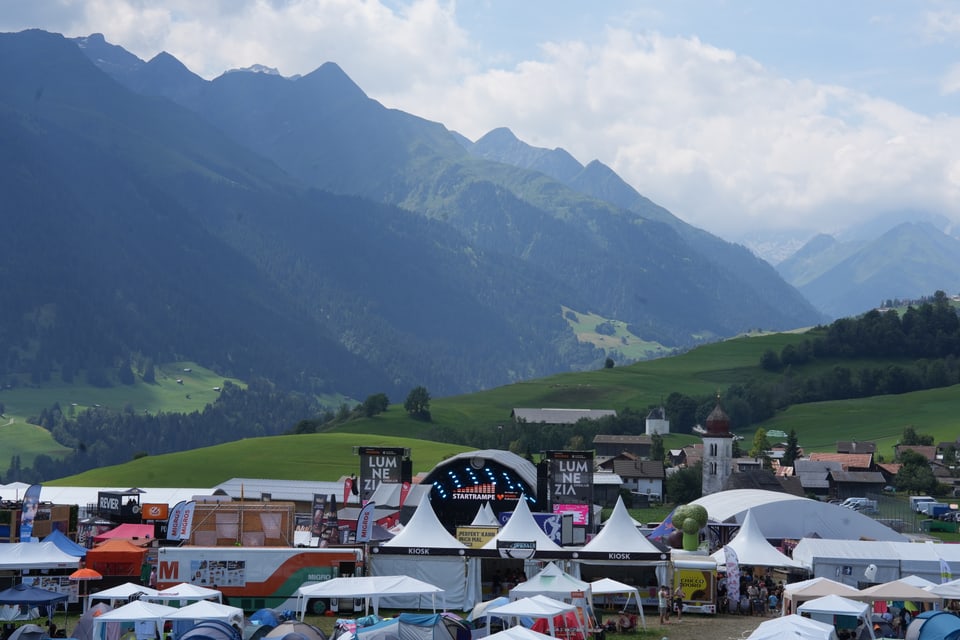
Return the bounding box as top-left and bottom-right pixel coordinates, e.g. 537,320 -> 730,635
6,331 -> 960,487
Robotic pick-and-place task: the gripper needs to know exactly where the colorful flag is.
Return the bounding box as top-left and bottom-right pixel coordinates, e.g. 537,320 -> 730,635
399,481 -> 412,507
343,477 -> 353,505
166,501 -> 186,540
355,501 -> 377,543
941,558 -> 952,583
645,506 -> 677,540
19,484 -> 42,541
725,545 -> 741,605
177,501 -> 196,541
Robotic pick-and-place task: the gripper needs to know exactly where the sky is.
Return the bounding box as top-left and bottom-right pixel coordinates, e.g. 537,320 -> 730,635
3,0 -> 960,242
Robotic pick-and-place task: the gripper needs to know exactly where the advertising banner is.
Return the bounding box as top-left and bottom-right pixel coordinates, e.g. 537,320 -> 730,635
176,501 -> 197,541
19,484 -> 42,541
358,446 -> 405,502
545,450 -> 593,527
166,501 -> 186,540
355,502 -> 377,543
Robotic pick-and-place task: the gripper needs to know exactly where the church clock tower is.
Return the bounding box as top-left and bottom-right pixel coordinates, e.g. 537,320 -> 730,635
701,397 -> 734,495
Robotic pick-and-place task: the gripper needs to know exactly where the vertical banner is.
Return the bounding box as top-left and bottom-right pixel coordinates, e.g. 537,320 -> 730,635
176,501 -> 197,541
545,451 -> 594,528
166,501 -> 186,540
724,545 -> 741,609
358,447 -> 406,503
311,494 -> 328,538
355,501 -> 377,543
941,558 -> 952,584
343,477 -> 353,505
325,494 -> 340,545
398,482 -> 412,508
19,484 -> 42,541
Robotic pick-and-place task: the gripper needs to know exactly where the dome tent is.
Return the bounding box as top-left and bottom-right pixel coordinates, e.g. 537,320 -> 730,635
906,611 -> 960,640
180,620 -> 243,640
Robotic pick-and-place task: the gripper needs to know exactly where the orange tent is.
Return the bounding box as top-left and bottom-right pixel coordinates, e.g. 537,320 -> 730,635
85,539 -> 147,577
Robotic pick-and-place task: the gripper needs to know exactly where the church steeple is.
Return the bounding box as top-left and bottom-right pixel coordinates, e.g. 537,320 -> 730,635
701,394 -> 734,495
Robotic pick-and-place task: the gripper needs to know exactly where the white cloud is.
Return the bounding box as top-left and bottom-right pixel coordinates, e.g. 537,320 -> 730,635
4,0 -> 960,239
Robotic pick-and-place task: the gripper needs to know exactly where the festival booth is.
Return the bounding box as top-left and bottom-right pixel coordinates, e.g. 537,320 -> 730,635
574,497 -> 664,612
85,539 -> 148,577
88,583 -> 159,610
371,493 -> 481,611
481,497 -> 563,583
42,530 -> 87,558
166,600 -> 245,638
484,595 -> 585,640
797,594 -> 876,640
91,600 -> 178,640
296,575 -> 444,619
92,524 -> 155,544
152,583 -> 223,606
792,539 -> 960,586
588,579 -> 645,630
0,542 -> 80,571
0,584 -> 69,623
748,614 -> 839,640
508,563 -> 593,635
710,510 -> 804,569
782,577 -> 862,616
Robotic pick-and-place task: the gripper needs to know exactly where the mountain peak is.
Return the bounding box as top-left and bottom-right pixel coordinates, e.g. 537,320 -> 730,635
476,127 -> 519,145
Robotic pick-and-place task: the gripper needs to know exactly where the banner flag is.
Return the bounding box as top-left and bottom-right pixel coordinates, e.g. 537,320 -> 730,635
942,558 -> 952,584
166,501 -> 186,540
645,506 -> 677,540
355,501 -> 377,543
176,501 -> 197,541
725,545 -> 741,606
311,494 -> 328,538
343,477 -> 353,505
398,482 -> 412,508
19,484 -> 42,541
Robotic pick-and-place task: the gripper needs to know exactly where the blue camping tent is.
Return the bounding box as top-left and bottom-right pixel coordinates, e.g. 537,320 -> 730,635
43,529 -> 87,557
906,611 -> 960,640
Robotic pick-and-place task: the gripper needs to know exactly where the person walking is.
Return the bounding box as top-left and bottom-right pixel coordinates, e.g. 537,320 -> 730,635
658,585 -> 671,625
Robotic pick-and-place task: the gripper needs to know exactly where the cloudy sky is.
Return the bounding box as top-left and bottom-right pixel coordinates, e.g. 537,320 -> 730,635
4,1 -> 960,241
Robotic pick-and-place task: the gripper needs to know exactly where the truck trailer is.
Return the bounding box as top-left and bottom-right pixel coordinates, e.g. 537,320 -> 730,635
157,546 -> 364,613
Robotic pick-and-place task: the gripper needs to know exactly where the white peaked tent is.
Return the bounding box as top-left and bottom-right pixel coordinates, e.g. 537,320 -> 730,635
482,497 -> 562,553
471,502 -> 500,527
710,510 -> 804,568
509,561 -> 593,631
899,575 -> 937,589
748,614 -> 839,640
152,583 -> 222,604
926,576 -> 960,599
797,595 -> 875,640
856,579 -> 940,604
373,492 -> 481,610
581,497 -> 662,555
589,579 -> 646,630
92,600 -> 178,640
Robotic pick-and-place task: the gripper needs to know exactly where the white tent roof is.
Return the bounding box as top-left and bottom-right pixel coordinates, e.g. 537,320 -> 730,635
487,595 -> 575,618
792,539 -> 960,582
797,594 -> 871,618
0,542 -> 81,570
783,577 -> 861,600
382,493 -> 466,548
90,583 -> 159,602
748,614 -> 839,640
899,575 -> 937,589
692,490 -> 908,541
471,503 -> 500,527
165,600 -> 244,625
710,510 -> 803,568
153,583 -> 222,603
296,575 -> 444,618
484,626 -> 555,640
92,600 -> 178,640
589,578 -> 646,629
926,577 -> 960,599
482,497 -> 561,551
856,580 -> 940,603
509,562 -> 590,601
581,496 -> 661,554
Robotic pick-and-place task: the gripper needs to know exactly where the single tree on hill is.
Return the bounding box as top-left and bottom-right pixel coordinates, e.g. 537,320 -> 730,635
404,386 -> 431,421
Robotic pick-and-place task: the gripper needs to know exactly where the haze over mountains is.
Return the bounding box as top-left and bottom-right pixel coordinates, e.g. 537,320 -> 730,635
4,29 -> 951,403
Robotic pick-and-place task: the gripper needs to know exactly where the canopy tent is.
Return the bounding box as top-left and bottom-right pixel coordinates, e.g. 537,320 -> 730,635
580,497 -> 661,555
588,578 -> 646,630
485,595 -> 585,640
88,582 -> 159,610
481,497 -> 562,553
93,524 -> 155,543
748,614 -> 839,640
296,575 -> 444,619
152,583 -> 223,605
0,542 -> 81,570
91,600 -> 178,640
855,580 -> 941,604
373,493 -> 480,610
483,626 -> 555,640
926,577 -> 960,599
85,539 -> 148,577
797,595 -> 875,640
899,576 -> 937,589
782,578 -> 862,615
0,583 -> 69,607
166,600 -> 244,639
508,562 -> 593,632
42,529 -> 87,557
710,510 -> 804,569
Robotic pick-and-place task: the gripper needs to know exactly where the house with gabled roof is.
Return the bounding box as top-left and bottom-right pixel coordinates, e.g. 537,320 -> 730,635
593,434 -> 652,458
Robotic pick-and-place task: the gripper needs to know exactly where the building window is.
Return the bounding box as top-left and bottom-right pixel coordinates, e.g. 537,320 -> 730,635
710,443 -> 717,456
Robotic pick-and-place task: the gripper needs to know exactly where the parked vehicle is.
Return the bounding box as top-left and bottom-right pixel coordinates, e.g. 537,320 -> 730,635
910,496 -> 936,512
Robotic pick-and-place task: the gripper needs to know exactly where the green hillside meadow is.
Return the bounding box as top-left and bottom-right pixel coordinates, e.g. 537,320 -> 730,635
15,331 -> 960,486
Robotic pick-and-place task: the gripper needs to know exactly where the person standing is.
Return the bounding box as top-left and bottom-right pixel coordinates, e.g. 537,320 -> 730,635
658,585 -> 670,625
672,585 -> 684,622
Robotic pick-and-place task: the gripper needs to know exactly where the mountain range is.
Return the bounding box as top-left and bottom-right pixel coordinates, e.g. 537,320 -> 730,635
1,29 -> 826,401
